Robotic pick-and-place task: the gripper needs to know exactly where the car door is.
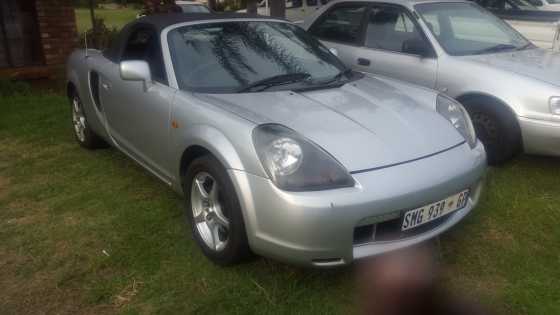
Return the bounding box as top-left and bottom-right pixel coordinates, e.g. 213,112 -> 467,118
307,3 -> 373,72
100,26 -> 175,180
359,4 -> 438,88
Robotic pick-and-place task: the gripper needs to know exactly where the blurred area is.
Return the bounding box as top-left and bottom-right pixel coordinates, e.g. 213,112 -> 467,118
356,242 -> 493,315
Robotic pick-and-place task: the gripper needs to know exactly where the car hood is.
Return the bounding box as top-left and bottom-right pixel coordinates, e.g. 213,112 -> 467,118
463,48 -> 560,87
196,77 -> 464,172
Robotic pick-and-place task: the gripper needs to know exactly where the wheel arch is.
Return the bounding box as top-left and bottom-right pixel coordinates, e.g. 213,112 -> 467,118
455,92 -> 521,130
67,81 -> 77,99
173,124 -> 260,191
455,91 -> 524,154
179,145 -> 213,186
456,92 -> 515,114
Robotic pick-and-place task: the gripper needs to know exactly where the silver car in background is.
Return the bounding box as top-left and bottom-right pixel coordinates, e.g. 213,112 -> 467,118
304,0 -> 560,164
66,14 -> 485,267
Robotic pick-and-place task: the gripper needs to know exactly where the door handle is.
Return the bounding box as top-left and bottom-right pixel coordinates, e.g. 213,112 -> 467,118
357,58 -> 371,66
101,82 -> 111,90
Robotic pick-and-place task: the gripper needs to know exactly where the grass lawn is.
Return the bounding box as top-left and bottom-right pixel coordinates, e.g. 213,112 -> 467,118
75,8 -> 139,34
1,92 -> 560,314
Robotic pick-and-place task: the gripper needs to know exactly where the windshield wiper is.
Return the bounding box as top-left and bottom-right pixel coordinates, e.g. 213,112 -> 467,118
474,44 -> 517,55
321,68 -> 353,85
237,73 -> 311,92
516,42 -> 534,51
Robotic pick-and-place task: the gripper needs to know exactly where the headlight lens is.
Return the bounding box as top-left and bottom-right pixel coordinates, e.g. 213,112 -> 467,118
549,96 -> 560,115
253,124 -> 355,191
436,94 -> 477,148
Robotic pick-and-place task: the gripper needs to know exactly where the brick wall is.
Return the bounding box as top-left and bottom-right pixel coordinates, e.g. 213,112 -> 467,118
35,0 -> 78,66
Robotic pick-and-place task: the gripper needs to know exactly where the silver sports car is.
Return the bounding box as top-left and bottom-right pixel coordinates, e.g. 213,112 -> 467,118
66,13 -> 486,267
303,0 -> 560,164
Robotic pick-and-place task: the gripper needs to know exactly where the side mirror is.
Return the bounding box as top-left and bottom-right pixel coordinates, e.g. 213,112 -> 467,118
401,38 -> 431,57
329,47 -> 339,57
120,60 -> 152,90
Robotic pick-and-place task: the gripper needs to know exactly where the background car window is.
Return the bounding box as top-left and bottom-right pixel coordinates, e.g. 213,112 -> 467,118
122,28 -> 167,84
307,0 -> 318,6
415,2 -> 530,55
475,0 -> 538,10
309,5 -> 367,44
421,13 -> 441,36
365,6 -> 424,53
287,0 -> 302,8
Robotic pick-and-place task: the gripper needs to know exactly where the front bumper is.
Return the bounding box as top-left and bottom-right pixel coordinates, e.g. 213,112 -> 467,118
229,142 -> 486,267
519,116 -> 560,156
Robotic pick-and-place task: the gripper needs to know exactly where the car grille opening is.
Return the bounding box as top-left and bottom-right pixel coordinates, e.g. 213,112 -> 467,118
353,213 -> 452,244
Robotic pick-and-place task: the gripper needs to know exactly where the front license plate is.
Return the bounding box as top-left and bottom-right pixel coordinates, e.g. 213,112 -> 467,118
401,189 -> 469,231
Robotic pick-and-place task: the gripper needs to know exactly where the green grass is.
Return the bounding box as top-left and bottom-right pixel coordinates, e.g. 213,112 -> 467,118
75,8 -> 139,34
1,92 -> 560,314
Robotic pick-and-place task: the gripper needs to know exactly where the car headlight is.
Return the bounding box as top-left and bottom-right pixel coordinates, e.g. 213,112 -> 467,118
436,94 -> 477,148
252,124 -> 355,191
549,96 -> 560,115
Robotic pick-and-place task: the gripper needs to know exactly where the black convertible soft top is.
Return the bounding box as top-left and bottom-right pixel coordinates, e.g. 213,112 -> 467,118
137,12 -> 284,33
104,13 -> 285,62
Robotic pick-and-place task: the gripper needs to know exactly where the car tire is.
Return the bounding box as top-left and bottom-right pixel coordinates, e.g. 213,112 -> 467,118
462,100 -> 521,165
69,91 -> 108,149
183,155 -> 251,266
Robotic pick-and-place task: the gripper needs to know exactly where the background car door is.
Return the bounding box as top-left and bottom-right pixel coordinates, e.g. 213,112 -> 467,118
100,26 -> 175,180
359,4 -> 438,88
307,3 -> 374,72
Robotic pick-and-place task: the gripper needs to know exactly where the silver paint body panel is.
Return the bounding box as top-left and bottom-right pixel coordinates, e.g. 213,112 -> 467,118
67,17 -> 486,266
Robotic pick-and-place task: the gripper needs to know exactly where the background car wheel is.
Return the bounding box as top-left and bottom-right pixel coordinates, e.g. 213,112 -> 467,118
462,99 -> 521,165
69,92 -> 107,149
183,155 -> 251,265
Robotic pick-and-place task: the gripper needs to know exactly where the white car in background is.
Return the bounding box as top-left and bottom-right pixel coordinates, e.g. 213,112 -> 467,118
303,0 -> 560,164
239,0 -> 330,21
138,1 -> 211,18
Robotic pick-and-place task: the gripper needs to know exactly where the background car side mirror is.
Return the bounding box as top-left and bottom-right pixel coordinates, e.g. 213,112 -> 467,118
402,38 -> 432,58
329,47 -> 339,57
120,60 -> 152,91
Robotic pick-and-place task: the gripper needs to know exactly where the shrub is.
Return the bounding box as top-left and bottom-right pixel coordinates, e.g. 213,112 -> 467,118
79,18 -> 119,50
0,79 -> 31,97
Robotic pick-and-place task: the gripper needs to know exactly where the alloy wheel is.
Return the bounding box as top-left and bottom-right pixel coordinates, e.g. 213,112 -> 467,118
72,96 -> 87,142
190,172 -> 230,252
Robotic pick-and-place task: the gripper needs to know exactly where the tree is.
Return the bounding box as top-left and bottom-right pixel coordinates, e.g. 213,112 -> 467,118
207,0 -> 217,10
88,0 -> 96,47
269,0 -> 285,18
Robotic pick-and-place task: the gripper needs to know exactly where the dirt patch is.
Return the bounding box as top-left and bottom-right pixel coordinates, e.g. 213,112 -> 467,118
0,248 -> 114,315
113,279 -> 143,308
3,200 -> 49,227
483,219 -> 515,245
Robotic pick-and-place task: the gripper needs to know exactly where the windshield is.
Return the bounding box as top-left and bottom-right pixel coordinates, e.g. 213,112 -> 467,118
415,2 -> 530,56
509,0 -> 539,9
179,4 -> 211,13
168,21 -> 346,93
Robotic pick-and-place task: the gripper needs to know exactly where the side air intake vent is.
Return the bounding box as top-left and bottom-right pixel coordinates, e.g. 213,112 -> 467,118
89,71 -> 102,111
